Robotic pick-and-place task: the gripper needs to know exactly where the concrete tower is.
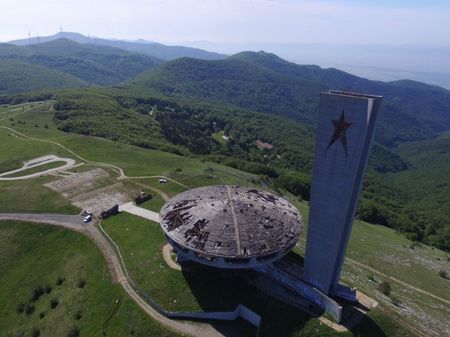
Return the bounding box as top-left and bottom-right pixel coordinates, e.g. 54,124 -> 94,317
303,90 -> 382,299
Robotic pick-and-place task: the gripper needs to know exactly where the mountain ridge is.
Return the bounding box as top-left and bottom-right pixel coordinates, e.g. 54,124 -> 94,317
8,32 -> 227,61
0,38 -> 162,90
129,51 -> 450,147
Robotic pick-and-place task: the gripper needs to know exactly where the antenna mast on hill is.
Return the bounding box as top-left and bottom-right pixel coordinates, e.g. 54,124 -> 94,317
28,30 -> 31,44
60,25 -> 63,38
37,32 -> 40,44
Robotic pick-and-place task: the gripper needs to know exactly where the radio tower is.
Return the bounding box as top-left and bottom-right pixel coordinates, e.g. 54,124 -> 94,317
60,25 -> 63,38
28,30 -> 31,45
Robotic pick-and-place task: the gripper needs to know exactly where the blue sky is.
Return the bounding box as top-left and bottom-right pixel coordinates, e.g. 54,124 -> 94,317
1,0 -> 449,46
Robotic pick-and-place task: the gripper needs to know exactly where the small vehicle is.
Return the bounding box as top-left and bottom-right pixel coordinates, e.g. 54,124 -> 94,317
159,178 -> 167,184
83,214 -> 92,223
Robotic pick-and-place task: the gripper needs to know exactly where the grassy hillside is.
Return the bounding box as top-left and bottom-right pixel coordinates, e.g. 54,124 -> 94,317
0,59 -> 88,93
130,51 -> 450,147
0,39 -> 162,91
0,221 -> 180,337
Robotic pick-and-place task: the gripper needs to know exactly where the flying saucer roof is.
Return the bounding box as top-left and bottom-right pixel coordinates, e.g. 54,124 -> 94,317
159,185 -> 303,260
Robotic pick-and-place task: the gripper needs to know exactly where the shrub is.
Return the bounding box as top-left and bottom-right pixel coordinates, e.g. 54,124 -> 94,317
56,276 -> 65,286
438,270 -> 449,279
74,310 -> 82,320
31,327 -> 40,337
367,274 -> 375,282
50,298 -> 59,309
378,281 -> 391,296
16,303 -> 25,314
77,278 -> 86,289
44,285 -> 52,294
67,326 -> 80,337
39,312 -> 45,319
24,303 -> 35,316
31,286 -> 45,302
44,124 -> 49,129
34,124 -> 39,128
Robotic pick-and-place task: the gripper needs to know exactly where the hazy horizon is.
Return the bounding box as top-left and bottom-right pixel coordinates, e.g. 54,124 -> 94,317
2,0 -> 449,45
2,0 -> 449,88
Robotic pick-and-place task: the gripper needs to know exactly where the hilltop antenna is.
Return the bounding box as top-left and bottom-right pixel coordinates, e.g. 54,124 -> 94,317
37,32 -> 40,44
28,30 -> 31,44
60,25 -> 63,38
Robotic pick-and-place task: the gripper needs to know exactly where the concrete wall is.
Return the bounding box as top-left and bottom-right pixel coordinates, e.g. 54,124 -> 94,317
304,91 -> 382,295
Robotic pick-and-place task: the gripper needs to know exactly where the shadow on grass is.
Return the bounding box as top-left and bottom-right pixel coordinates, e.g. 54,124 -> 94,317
180,252 -> 390,337
181,264 -> 314,337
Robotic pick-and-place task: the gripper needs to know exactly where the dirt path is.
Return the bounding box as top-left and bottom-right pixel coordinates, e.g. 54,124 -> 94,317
162,243 -> 182,271
0,126 -> 125,177
121,175 -> 190,189
298,237 -> 450,306
0,126 -> 192,190
347,257 -> 450,306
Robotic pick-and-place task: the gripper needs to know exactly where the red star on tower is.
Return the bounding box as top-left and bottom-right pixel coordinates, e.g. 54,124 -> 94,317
326,110 -> 352,156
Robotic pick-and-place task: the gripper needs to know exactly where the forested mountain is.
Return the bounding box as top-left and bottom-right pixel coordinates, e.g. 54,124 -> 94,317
8,32 -> 226,61
388,133 -> 450,249
0,59 -> 88,93
29,86 -> 438,249
130,51 -> 450,147
0,44 -> 447,250
0,39 -> 162,92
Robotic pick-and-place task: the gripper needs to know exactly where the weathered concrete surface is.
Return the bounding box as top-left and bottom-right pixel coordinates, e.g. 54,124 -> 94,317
304,91 -> 382,296
160,185 -> 303,262
119,202 -> 160,222
0,213 -> 84,230
0,155 -> 76,180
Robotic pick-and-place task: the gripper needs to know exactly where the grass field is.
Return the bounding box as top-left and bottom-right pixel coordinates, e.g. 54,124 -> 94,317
0,128 -> 70,173
0,176 -> 79,214
0,221 -> 180,337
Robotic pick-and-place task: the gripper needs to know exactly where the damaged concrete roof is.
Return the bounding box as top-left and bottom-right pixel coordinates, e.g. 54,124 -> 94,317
160,185 -> 303,259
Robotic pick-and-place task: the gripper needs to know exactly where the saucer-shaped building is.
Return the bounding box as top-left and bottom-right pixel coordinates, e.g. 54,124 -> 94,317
159,185 -> 303,269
